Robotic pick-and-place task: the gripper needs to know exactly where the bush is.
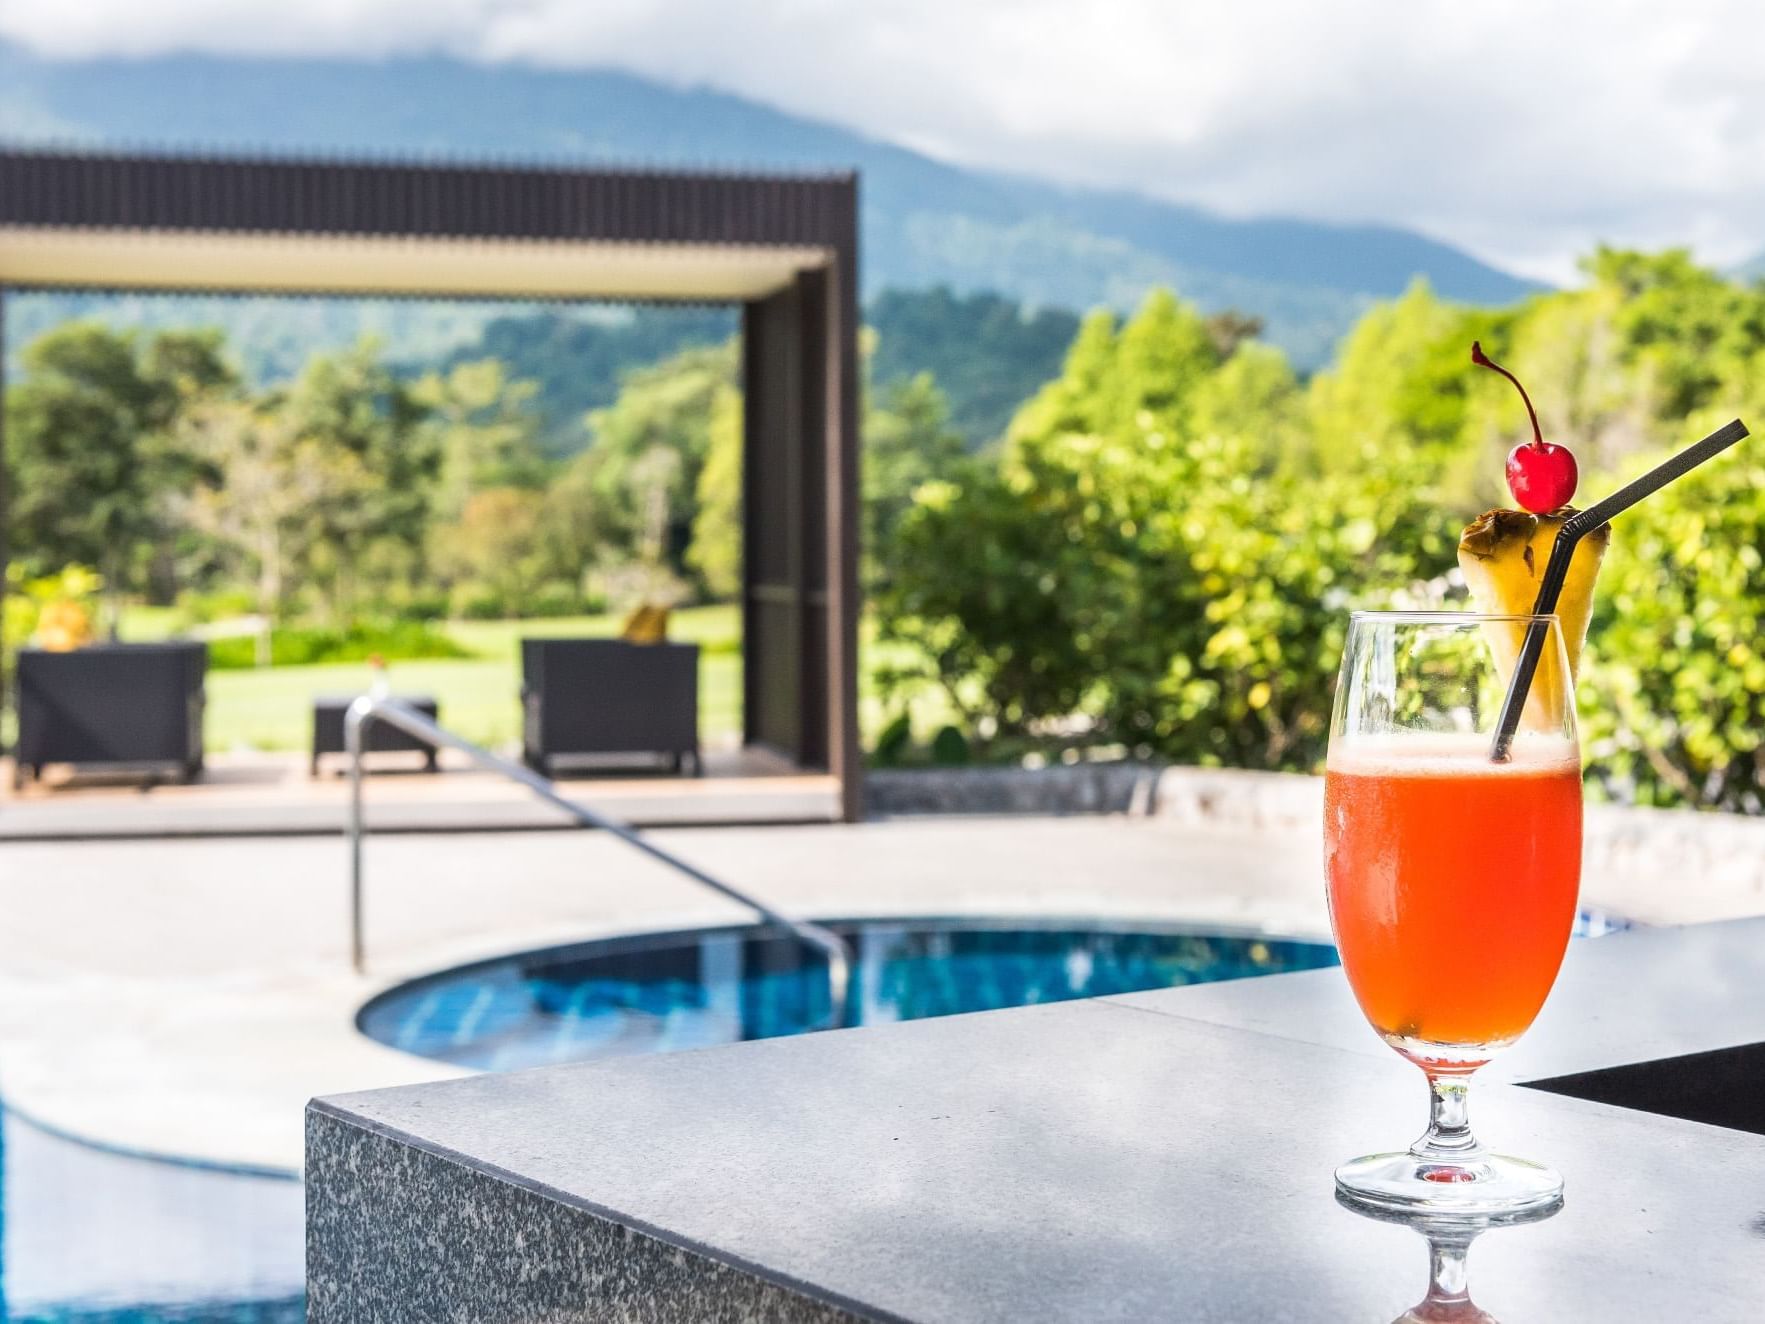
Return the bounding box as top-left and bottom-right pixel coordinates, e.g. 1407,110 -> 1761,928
1580,439 -> 1765,811
397,590 -> 452,623
876,263 -> 1765,808
878,413 -> 1455,772
174,587 -> 258,626
450,583 -> 509,620
525,581 -> 591,619
207,620 -> 473,670
929,725 -> 971,766
449,579 -> 604,620
870,713 -> 914,766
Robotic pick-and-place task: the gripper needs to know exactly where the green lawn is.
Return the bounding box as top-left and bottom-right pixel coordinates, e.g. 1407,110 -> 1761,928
165,605 -> 954,755
199,607 -> 741,753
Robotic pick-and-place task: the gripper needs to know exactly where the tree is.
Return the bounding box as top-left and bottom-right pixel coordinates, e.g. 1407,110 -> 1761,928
1004,309 -> 1119,446
269,341 -> 437,619
1003,290 -> 1229,457
686,385 -> 744,600
681,335 -> 968,602
1579,451 -> 1765,812
177,399 -> 310,623
1203,310 -> 1266,360
4,323 -> 233,616
863,370 -> 965,585
410,358 -> 550,524
545,342 -> 738,595
866,287 -> 1080,445
432,487 -> 549,612
1102,288 -> 1221,435
876,282 -> 1457,768
436,305 -> 737,454
1308,281 -> 1474,459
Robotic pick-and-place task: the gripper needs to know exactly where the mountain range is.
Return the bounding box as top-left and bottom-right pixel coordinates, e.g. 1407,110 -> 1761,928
0,43 -> 1545,377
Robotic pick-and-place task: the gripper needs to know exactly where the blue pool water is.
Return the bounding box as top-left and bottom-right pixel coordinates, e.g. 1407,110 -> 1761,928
0,1107 -> 303,1323
360,918 -> 1337,1072
363,912 -> 1633,1074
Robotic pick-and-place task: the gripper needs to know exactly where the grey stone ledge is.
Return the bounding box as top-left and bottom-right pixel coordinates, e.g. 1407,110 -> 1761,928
309,924 -> 1765,1322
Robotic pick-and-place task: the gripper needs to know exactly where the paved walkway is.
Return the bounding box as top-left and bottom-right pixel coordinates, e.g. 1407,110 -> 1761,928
1,799 -> 1760,1173
0,747 -> 839,837
0,816 -> 1329,1171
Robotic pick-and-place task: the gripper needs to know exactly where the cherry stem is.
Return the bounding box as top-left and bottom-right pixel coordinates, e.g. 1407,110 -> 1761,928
1471,341 -> 1544,448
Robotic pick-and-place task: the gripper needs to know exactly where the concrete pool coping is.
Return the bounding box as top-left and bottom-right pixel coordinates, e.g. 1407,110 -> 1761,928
305,916 -> 1765,1321
0,817 -> 1334,1172
1,788 -> 1762,1174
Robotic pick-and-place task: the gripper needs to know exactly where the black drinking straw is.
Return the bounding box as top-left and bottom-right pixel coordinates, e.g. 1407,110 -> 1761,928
1490,417 -> 1751,761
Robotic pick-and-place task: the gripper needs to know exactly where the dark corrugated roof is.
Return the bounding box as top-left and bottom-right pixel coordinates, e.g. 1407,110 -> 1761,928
0,147 -> 856,249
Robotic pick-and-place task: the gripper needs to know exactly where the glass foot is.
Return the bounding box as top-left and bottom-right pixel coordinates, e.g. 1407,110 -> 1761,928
1335,1150 -> 1563,1217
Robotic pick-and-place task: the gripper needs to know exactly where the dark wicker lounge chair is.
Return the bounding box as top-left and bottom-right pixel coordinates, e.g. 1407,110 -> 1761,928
14,642 -> 207,787
520,638 -> 700,777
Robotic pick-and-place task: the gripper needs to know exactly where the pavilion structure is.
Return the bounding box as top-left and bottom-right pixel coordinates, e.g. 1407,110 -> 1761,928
0,148 -> 862,820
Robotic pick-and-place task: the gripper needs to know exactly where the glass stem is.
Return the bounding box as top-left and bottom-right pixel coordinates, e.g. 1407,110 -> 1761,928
1412,1073 -> 1485,1165
1424,1231 -> 1475,1307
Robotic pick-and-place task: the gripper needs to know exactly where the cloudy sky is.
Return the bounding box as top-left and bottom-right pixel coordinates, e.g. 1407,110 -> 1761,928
2,0 -> 1762,283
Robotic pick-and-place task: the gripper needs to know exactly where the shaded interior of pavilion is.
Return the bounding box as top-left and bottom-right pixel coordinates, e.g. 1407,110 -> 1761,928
0,149 -> 860,832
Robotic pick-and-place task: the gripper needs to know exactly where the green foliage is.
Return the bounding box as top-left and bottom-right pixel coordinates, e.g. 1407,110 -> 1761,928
863,369 -> 966,583
12,247 -> 1765,812
272,341 -> 437,618
176,340 -> 439,624
877,287 -> 1453,771
434,487 -> 550,616
206,620 -> 471,670
3,563 -> 104,656
867,288 -> 1080,445
929,725 -> 971,766
546,343 -> 738,604
411,358 -> 550,521
174,586 -> 259,625
433,307 -> 738,454
876,262 -> 1765,795
1006,309 -> 1122,444
686,385 -> 745,600
448,577 -> 600,621
661,332 -> 969,602
870,713 -> 915,767
525,581 -> 601,620
3,323 -> 233,601
440,290 -> 1079,456
1580,442 -> 1765,811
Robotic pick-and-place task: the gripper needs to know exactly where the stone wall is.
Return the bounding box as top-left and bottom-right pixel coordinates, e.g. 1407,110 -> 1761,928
867,762 -> 1765,923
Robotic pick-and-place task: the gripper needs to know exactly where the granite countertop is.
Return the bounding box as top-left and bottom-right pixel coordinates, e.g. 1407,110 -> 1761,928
310,919 -> 1765,1322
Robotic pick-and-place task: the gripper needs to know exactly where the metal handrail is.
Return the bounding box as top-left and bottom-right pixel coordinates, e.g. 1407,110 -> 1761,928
344,694 -> 851,1027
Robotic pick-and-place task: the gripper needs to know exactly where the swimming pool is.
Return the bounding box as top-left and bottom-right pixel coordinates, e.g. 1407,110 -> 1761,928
368,918 -> 1321,1072
363,918 -> 1343,1073
362,912 -> 1633,1074
0,1105 -> 303,1323
0,911 -> 1628,1319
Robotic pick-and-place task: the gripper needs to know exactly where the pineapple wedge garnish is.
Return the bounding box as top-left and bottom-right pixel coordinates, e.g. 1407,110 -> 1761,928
1458,508 -> 1610,729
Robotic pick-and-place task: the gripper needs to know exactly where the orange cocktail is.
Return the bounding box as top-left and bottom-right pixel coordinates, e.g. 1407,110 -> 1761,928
1325,734 -> 1582,1063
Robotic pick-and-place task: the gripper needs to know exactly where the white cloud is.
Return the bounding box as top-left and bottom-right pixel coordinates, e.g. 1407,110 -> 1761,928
4,0 -> 1764,281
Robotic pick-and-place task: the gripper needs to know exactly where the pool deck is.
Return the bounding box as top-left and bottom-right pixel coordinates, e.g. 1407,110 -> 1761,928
1,780 -> 1763,1173
0,746 -> 841,838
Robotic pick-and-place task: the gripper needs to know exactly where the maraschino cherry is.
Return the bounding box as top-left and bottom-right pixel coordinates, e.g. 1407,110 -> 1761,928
1472,341 -> 1577,513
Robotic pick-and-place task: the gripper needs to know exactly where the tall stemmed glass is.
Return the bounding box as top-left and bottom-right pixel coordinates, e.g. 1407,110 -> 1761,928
1325,611 -> 1581,1213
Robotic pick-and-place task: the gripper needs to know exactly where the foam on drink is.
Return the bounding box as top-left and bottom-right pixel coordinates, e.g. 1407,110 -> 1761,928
1327,730 -> 1579,779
